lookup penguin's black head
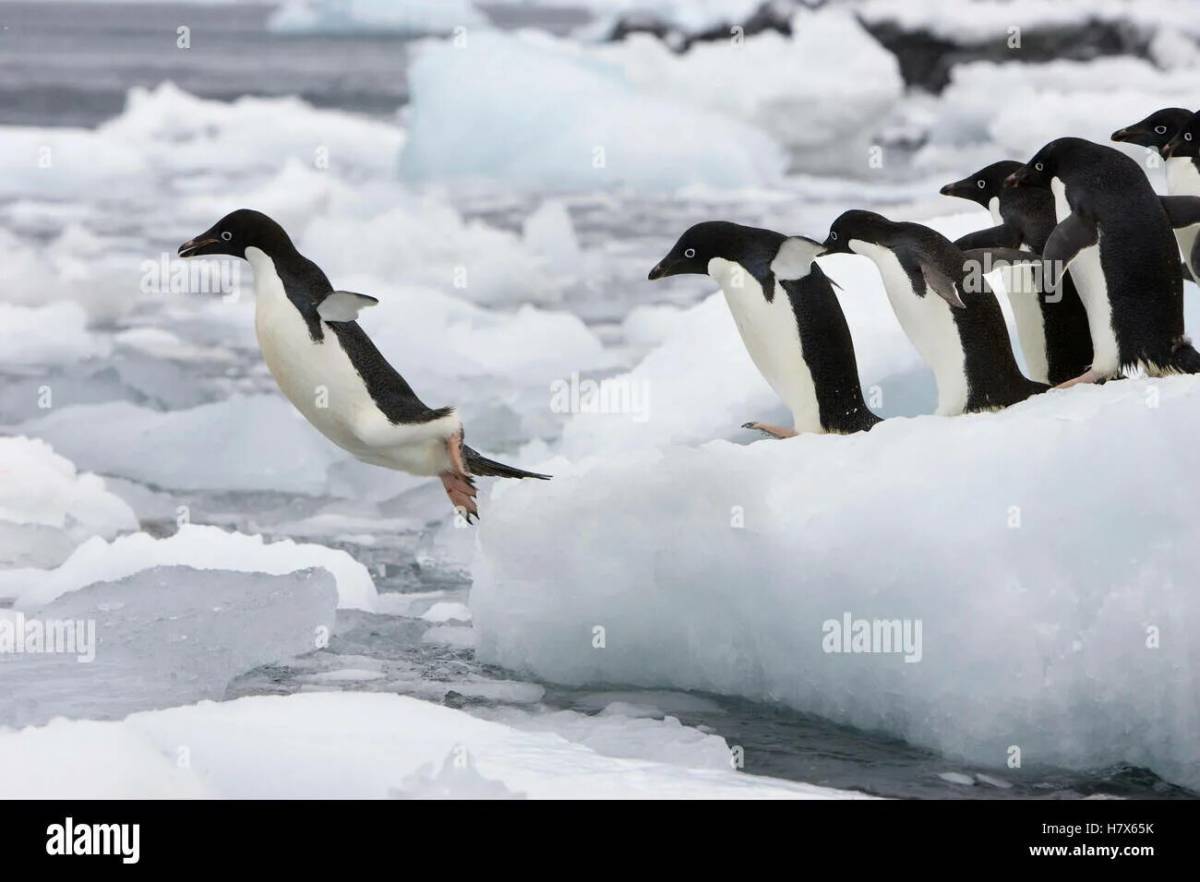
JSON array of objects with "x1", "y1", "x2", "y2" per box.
[
  {"x1": 1004, "y1": 139, "x2": 1070, "y2": 190},
  {"x1": 648, "y1": 221, "x2": 781, "y2": 280},
  {"x1": 178, "y1": 209, "x2": 293, "y2": 260},
  {"x1": 1112, "y1": 107, "x2": 1192, "y2": 155},
  {"x1": 1164, "y1": 110, "x2": 1200, "y2": 159},
  {"x1": 820, "y1": 210, "x2": 891, "y2": 254},
  {"x1": 939, "y1": 161, "x2": 1023, "y2": 206}
]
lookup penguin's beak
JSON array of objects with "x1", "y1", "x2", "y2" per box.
[
  {"x1": 648, "y1": 258, "x2": 680, "y2": 280},
  {"x1": 178, "y1": 236, "x2": 219, "y2": 258},
  {"x1": 819, "y1": 234, "x2": 847, "y2": 254},
  {"x1": 938, "y1": 178, "x2": 971, "y2": 199},
  {"x1": 1162, "y1": 137, "x2": 1179, "y2": 158},
  {"x1": 1110, "y1": 127, "x2": 1131, "y2": 142}
]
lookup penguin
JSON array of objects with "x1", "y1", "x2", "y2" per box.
[
  {"x1": 648, "y1": 221, "x2": 879, "y2": 438},
  {"x1": 940, "y1": 160, "x2": 1093, "y2": 385},
  {"x1": 1112, "y1": 107, "x2": 1200, "y2": 279},
  {"x1": 178, "y1": 209, "x2": 548, "y2": 522},
  {"x1": 819, "y1": 210, "x2": 1046, "y2": 415},
  {"x1": 1005, "y1": 137, "x2": 1200, "y2": 385},
  {"x1": 1163, "y1": 110, "x2": 1200, "y2": 280}
]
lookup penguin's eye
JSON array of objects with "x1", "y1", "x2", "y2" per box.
[
  {"x1": 684, "y1": 248, "x2": 696, "y2": 258},
  {"x1": 1034, "y1": 162, "x2": 1044, "y2": 171},
  {"x1": 976, "y1": 180, "x2": 985, "y2": 189},
  {"x1": 831, "y1": 231, "x2": 839, "y2": 241},
  {"x1": 1187, "y1": 132, "x2": 1194, "y2": 142},
  {"x1": 220, "y1": 231, "x2": 233, "y2": 241},
  {"x1": 1155, "y1": 125, "x2": 1168, "y2": 134}
]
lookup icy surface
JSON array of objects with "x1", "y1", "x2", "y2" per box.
[
  {"x1": 473, "y1": 376, "x2": 1200, "y2": 790},
  {"x1": 0, "y1": 692, "x2": 864, "y2": 799},
  {"x1": 399, "y1": 30, "x2": 787, "y2": 191},
  {"x1": 0, "y1": 437, "x2": 137, "y2": 569},
  {"x1": 0, "y1": 524, "x2": 377, "y2": 611},
  {"x1": 0, "y1": 566, "x2": 337, "y2": 728},
  {"x1": 269, "y1": 0, "x2": 486, "y2": 35}
]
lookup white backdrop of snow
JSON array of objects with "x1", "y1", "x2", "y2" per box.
[
  {"x1": 0, "y1": 523, "x2": 377, "y2": 611},
  {"x1": 0, "y1": 692, "x2": 865, "y2": 799}
]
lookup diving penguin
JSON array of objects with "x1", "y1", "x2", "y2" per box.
[{"x1": 178, "y1": 209, "x2": 548, "y2": 522}]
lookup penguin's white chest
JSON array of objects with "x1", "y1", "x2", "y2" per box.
[
  {"x1": 1165, "y1": 158, "x2": 1200, "y2": 277},
  {"x1": 710, "y1": 258, "x2": 822, "y2": 433},
  {"x1": 247, "y1": 248, "x2": 454, "y2": 476},
  {"x1": 1050, "y1": 178, "x2": 1118, "y2": 374},
  {"x1": 850, "y1": 240, "x2": 967, "y2": 415},
  {"x1": 998, "y1": 246, "x2": 1049, "y2": 383}
]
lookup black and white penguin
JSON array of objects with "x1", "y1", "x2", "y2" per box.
[
  {"x1": 648, "y1": 221, "x2": 879, "y2": 438},
  {"x1": 1112, "y1": 107, "x2": 1200, "y2": 279},
  {"x1": 940, "y1": 160, "x2": 1093, "y2": 385},
  {"x1": 1163, "y1": 111, "x2": 1200, "y2": 279},
  {"x1": 820, "y1": 210, "x2": 1046, "y2": 415},
  {"x1": 1006, "y1": 137, "x2": 1200, "y2": 385},
  {"x1": 178, "y1": 209, "x2": 548, "y2": 522}
]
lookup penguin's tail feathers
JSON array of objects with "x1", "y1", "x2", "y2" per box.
[
  {"x1": 464, "y1": 446, "x2": 551, "y2": 480},
  {"x1": 1169, "y1": 337, "x2": 1200, "y2": 375}
]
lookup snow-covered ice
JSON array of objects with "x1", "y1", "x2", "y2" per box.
[
  {"x1": 473, "y1": 375, "x2": 1200, "y2": 791},
  {"x1": 0, "y1": 566, "x2": 337, "y2": 728},
  {"x1": 0, "y1": 523, "x2": 377, "y2": 611},
  {"x1": 0, "y1": 436, "x2": 136, "y2": 569},
  {"x1": 268, "y1": 0, "x2": 486, "y2": 36},
  {"x1": 0, "y1": 692, "x2": 865, "y2": 799}
]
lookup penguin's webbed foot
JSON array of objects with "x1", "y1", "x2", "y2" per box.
[
  {"x1": 741, "y1": 421, "x2": 798, "y2": 439},
  {"x1": 1053, "y1": 368, "x2": 1107, "y2": 390},
  {"x1": 443, "y1": 429, "x2": 479, "y2": 523}
]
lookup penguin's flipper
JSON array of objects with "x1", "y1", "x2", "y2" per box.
[
  {"x1": 1043, "y1": 214, "x2": 1098, "y2": 290},
  {"x1": 954, "y1": 225, "x2": 1018, "y2": 252},
  {"x1": 896, "y1": 243, "x2": 966, "y2": 308},
  {"x1": 463, "y1": 445, "x2": 550, "y2": 480},
  {"x1": 1159, "y1": 196, "x2": 1200, "y2": 230},
  {"x1": 770, "y1": 236, "x2": 825, "y2": 281},
  {"x1": 317, "y1": 290, "x2": 380, "y2": 322}
]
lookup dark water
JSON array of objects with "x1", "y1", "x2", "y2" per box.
[{"x1": 5, "y1": 0, "x2": 1193, "y2": 800}]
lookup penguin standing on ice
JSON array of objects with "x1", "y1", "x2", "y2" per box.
[
  {"x1": 1162, "y1": 111, "x2": 1200, "y2": 280},
  {"x1": 1006, "y1": 137, "x2": 1200, "y2": 385},
  {"x1": 178, "y1": 209, "x2": 548, "y2": 522},
  {"x1": 940, "y1": 160, "x2": 1093, "y2": 385},
  {"x1": 1112, "y1": 107, "x2": 1200, "y2": 279},
  {"x1": 820, "y1": 210, "x2": 1046, "y2": 415},
  {"x1": 648, "y1": 221, "x2": 879, "y2": 438}
]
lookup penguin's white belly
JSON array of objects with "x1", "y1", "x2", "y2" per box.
[
  {"x1": 715, "y1": 266, "x2": 822, "y2": 433},
  {"x1": 999, "y1": 249, "x2": 1049, "y2": 383},
  {"x1": 1050, "y1": 180, "x2": 1118, "y2": 375},
  {"x1": 247, "y1": 248, "x2": 455, "y2": 476},
  {"x1": 1166, "y1": 157, "x2": 1200, "y2": 197},
  {"x1": 852, "y1": 241, "x2": 967, "y2": 416}
]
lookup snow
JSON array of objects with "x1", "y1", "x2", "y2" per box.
[
  {"x1": 472, "y1": 375, "x2": 1200, "y2": 791},
  {"x1": 0, "y1": 437, "x2": 137, "y2": 569},
  {"x1": 0, "y1": 566, "x2": 338, "y2": 728},
  {"x1": 0, "y1": 302, "x2": 109, "y2": 366},
  {"x1": 398, "y1": 30, "x2": 787, "y2": 191},
  {"x1": 857, "y1": 0, "x2": 1200, "y2": 41},
  {"x1": 268, "y1": 0, "x2": 486, "y2": 36},
  {"x1": 0, "y1": 692, "x2": 865, "y2": 799},
  {"x1": 0, "y1": 523, "x2": 377, "y2": 611}
]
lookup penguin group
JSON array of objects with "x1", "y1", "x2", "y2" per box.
[
  {"x1": 177, "y1": 108, "x2": 1200, "y2": 522},
  {"x1": 651, "y1": 109, "x2": 1200, "y2": 433}
]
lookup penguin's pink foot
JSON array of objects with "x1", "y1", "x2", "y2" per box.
[
  {"x1": 1054, "y1": 368, "x2": 1107, "y2": 390},
  {"x1": 742, "y1": 421, "x2": 798, "y2": 439},
  {"x1": 442, "y1": 430, "x2": 478, "y2": 522}
]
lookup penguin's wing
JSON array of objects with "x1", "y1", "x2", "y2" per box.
[
  {"x1": 1160, "y1": 196, "x2": 1200, "y2": 230},
  {"x1": 896, "y1": 243, "x2": 967, "y2": 309},
  {"x1": 770, "y1": 236, "x2": 825, "y2": 281},
  {"x1": 1042, "y1": 214, "x2": 1098, "y2": 290},
  {"x1": 317, "y1": 290, "x2": 380, "y2": 322},
  {"x1": 954, "y1": 225, "x2": 1019, "y2": 251}
]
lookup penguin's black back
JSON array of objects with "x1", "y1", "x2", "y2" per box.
[
  {"x1": 1058, "y1": 142, "x2": 1186, "y2": 369},
  {"x1": 951, "y1": 274, "x2": 1048, "y2": 410},
  {"x1": 782, "y1": 264, "x2": 880, "y2": 433}
]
